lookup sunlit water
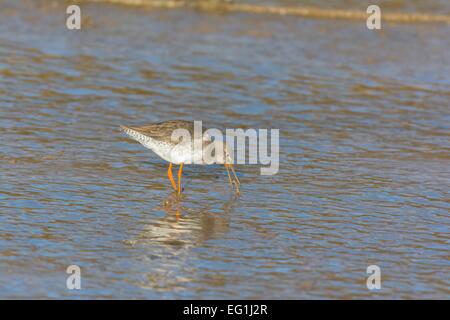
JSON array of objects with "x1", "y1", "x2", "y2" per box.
[{"x1": 0, "y1": 0, "x2": 449, "y2": 299}]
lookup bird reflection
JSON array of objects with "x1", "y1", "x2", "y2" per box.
[{"x1": 131, "y1": 191, "x2": 239, "y2": 247}]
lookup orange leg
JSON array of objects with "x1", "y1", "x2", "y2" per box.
[
  {"x1": 177, "y1": 163, "x2": 184, "y2": 195},
  {"x1": 167, "y1": 163, "x2": 177, "y2": 190}
]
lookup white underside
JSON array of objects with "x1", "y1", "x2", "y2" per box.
[{"x1": 122, "y1": 127, "x2": 205, "y2": 164}]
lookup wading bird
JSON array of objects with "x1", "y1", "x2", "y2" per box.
[{"x1": 120, "y1": 120, "x2": 240, "y2": 195}]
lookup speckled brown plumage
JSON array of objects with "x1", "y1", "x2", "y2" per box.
[{"x1": 121, "y1": 120, "x2": 209, "y2": 144}]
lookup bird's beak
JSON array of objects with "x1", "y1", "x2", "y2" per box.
[
  {"x1": 229, "y1": 164, "x2": 240, "y2": 185},
  {"x1": 225, "y1": 164, "x2": 240, "y2": 193},
  {"x1": 225, "y1": 164, "x2": 232, "y2": 186}
]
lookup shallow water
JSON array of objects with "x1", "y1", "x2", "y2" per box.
[{"x1": 0, "y1": 0, "x2": 449, "y2": 299}]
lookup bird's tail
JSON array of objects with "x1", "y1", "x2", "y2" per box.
[
  {"x1": 120, "y1": 124, "x2": 135, "y2": 138},
  {"x1": 120, "y1": 125, "x2": 150, "y2": 145}
]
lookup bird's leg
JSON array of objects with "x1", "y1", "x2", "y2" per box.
[
  {"x1": 177, "y1": 163, "x2": 184, "y2": 195},
  {"x1": 168, "y1": 163, "x2": 177, "y2": 190}
]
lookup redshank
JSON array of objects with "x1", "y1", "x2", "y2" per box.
[{"x1": 120, "y1": 120, "x2": 240, "y2": 195}]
